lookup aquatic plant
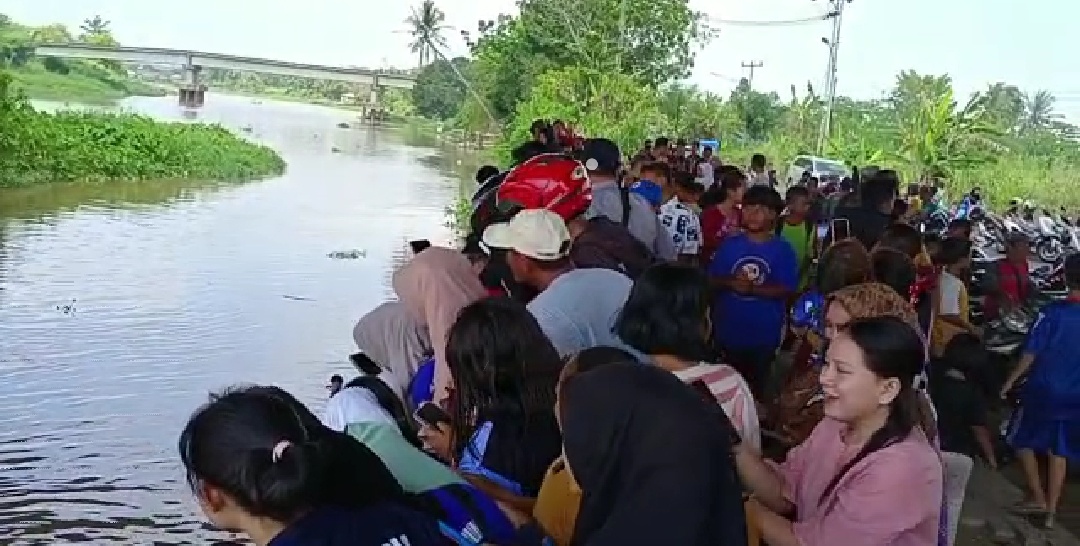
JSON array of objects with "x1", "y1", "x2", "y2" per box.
[{"x1": 0, "y1": 71, "x2": 286, "y2": 187}]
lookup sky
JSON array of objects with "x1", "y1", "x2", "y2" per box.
[{"x1": 6, "y1": 0, "x2": 1080, "y2": 121}]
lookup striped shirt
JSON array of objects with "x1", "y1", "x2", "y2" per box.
[{"x1": 672, "y1": 363, "x2": 761, "y2": 450}]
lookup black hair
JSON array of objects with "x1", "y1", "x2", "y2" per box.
[
  {"x1": 750, "y1": 153, "x2": 766, "y2": 169},
  {"x1": 703, "y1": 145, "x2": 713, "y2": 153},
  {"x1": 640, "y1": 161, "x2": 672, "y2": 182},
  {"x1": 861, "y1": 172, "x2": 899, "y2": 209},
  {"x1": 1066, "y1": 253, "x2": 1080, "y2": 290},
  {"x1": 698, "y1": 167, "x2": 745, "y2": 208},
  {"x1": 817, "y1": 239, "x2": 872, "y2": 294},
  {"x1": 615, "y1": 264, "x2": 712, "y2": 361},
  {"x1": 934, "y1": 237, "x2": 971, "y2": 267},
  {"x1": 673, "y1": 173, "x2": 699, "y2": 191},
  {"x1": 871, "y1": 248, "x2": 916, "y2": 299},
  {"x1": 877, "y1": 223, "x2": 923, "y2": 259},
  {"x1": 178, "y1": 385, "x2": 410, "y2": 522},
  {"x1": 330, "y1": 374, "x2": 344, "y2": 383},
  {"x1": 654, "y1": 137, "x2": 670, "y2": 148},
  {"x1": 742, "y1": 185, "x2": 785, "y2": 216},
  {"x1": 344, "y1": 374, "x2": 422, "y2": 449},
  {"x1": 785, "y1": 185, "x2": 810, "y2": 201},
  {"x1": 947, "y1": 218, "x2": 972, "y2": 234},
  {"x1": 511, "y1": 141, "x2": 551, "y2": 164},
  {"x1": 567, "y1": 346, "x2": 640, "y2": 375},
  {"x1": 475, "y1": 165, "x2": 500, "y2": 185},
  {"x1": 444, "y1": 297, "x2": 562, "y2": 487},
  {"x1": 818, "y1": 316, "x2": 924, "y2": 504},
  {"x1": 939, "y1": 333, "x2": 987, "y2": 376}
]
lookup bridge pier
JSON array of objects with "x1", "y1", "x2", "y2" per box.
[
  {"x1": 360, "y1": 83, "x2": 385, "y2": 125},
  {"x1": 179, "y1": 64, "x2": 207, "y2": 108}
]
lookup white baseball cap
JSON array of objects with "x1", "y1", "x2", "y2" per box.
[{"x1": 482, "y1": 209, "x2": 572, "y2": 261}]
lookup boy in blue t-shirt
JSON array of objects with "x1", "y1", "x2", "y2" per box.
[{"x1": 709, "y1": 185, "x2": 798, "y2": 398}]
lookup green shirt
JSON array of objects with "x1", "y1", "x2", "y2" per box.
[{"x1": 780, "y1": 220, "x2": 813, "y2": 289}]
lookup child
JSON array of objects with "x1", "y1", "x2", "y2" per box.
[
  {"x1": 700, "y1": 167, "x2": 747, "y2": 263},
  {"x1": 658, "y1": 172, "x2": 703, "y2": 265},
  {"x1": 1001, "y1": 252, "x2": 1080, "y2": 528},
  {"x1": 777, "y1": 186, "x2": 816, "y2": 290},
  {"x1": 709, "y1": 185, "x2": 799, "y2": 398},
  {"x1": 179, "y1": 386, "x2": 448, "y2": 546},
  {"x1": 932, "y1": 237, "x2": 976, "y2": 356},
  {"x1": 931, "y1": 333, "x2": 999, "y2": 468}
]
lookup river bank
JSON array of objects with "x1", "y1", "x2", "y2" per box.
[
  {"x1": 7, "y1": 60, "x2": 167, "y2": 103},
  {"x1": 0, "y1": 72, "x2": 285, "y2": 187},
  {"x1": 0, "y1": 92, "x2": 469, "y2": 543}
]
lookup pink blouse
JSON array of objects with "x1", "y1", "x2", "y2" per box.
[{"x1": 778, "y1": 417, "x2": 943, "y2": 546}]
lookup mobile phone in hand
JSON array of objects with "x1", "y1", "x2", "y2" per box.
[
  {"x1": 414, "y1": 401, "x2": 451, "y2": 427},
  {"x1": 409, "y1": 239, "x2": 432, "y2": 255},
  {"x1": 831, "y1": 218, "x2": 851, "y2": 242}
]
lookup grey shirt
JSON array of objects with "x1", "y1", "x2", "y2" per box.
[
  {"x1": 526, "y1": 268, "x2": 635, "y2": 357},
  {"x1": 586, "y1": 179, "x2": 678, "y2": 261}
]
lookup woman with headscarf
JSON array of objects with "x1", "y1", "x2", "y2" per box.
[
  {"x1": 352, "y1": 301, "x2": 433, "y2": 399},
  {"x1": 393, "y1": 247, "x2": 487, "y2": 408},
  {"x1": 770, "y1": 283, "x2": 921, "y2": 449},
  {"x1": 559, "y1": 363, "x2": 747, "y2": 546}
]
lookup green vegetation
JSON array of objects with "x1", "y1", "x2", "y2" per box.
[
  {"x1": 0, "y1": 13, "x2": 166, "y2": 102},
  {"x1": 0, "y1": 72, "x2": 286, "y2": 187},
  {"x1": 401, "y1": 0, "x2": 1080, "y2": 207}
]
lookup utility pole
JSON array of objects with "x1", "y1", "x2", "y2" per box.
[
  {"x1": 741, "y1": 61, "x2": 763, "y2": 89},
  {"x1": 816, "y1": 0, "x2": 848, "y2": 154}
]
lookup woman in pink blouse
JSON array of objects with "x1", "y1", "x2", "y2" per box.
[{"x1": 735, "y1": 315, "x2": 943, "y2": 546}]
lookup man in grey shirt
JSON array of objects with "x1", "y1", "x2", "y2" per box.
[
  {"x1": 581, "y1": 138, "x2": 678, "y2": 261},
  {"x1": 483, "y1": 208, "x2": 635, "y2": 357}
]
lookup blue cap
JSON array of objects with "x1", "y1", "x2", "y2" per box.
[{"x1": 629, "y1": 179, "x2": 663, "y2": 207}]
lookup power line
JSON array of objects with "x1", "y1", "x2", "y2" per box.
[{"x1": 704, "y1": 12, "x2": 836, "y2": 27}]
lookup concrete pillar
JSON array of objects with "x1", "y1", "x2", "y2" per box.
[{"x1": 179, "y1": 64, "x2": 206, "y2": 108}]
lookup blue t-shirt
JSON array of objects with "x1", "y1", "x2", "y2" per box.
[
  {"x1": 268, "y1": 504, "x2": 445, "y2": 546},
  {"x1": 1022, "y1": 301, "x2": 1080, "y2": 420},
  {"x1": 708, "y1": 233, "x2": 798, "y2": 350}
]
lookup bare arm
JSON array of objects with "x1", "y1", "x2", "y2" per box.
[{"x1": 734, "y1": 443, "x2": 793, "y2": 516}]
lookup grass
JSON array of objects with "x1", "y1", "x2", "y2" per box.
[{"x1": 9, "y1": 61, "x2": 166, "y2": 103}]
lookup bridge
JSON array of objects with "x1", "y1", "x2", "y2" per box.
[{"x1": 34, "y1": 43, "x2": 415, "y2": 109}]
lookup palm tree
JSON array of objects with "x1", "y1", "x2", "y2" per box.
[
  {"x1": 1020, "y1": 90, "x2": 1060, "y2": 134},
  {"x1": 79, "y1": 15, "x2": 110, "y2": 37},
  {"x1": 406, "y1": 1, "x2": 449, "y2": 67}
]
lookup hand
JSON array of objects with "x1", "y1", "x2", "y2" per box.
[
  {"x1": 732, "y1": 277, "x2": 753, "y2": 294},
  {"x1": 495, "y1": 500, "x2": 533, "y2": 528},
  {"x1": 418, "y1": 421, "x2": 453, "y2": 462}
]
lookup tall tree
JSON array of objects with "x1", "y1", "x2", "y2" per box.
[
  {"x1": 406, "y1": 1, "x2": 449, "y2": 67},
  {"x1": 79, "y1": 15, "x2": 110, "y2": 37},
  {"x1": 1021, "y1": 90, "x2": 1060, "y2": 134}
]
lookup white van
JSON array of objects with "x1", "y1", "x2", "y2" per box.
[{"x1": 785, "y1": 155, "x2": 850, "y2": 187}]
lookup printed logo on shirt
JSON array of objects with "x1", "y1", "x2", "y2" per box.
[
  {"x1": 383, "y1": 537, "x2": 411, "y2": 546},
  {"x1": 733, "y1": 255, "x2": 771, "y2": 285}
]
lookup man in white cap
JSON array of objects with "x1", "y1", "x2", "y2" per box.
[{"x1": 483, "y1": 209, "x2": 636, "y2": 358}]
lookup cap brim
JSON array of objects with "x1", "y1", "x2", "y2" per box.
[{"x1": 481, "y1": 222, "x2": 516, "y2": 251}]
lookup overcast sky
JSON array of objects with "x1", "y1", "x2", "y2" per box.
[{"x1": 7, "y1": 0, "x2": 1080, "y2": 120}]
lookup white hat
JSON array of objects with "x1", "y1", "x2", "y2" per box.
[{"x1": 482, "y1": 209, "x2": 572, "y2": 261}]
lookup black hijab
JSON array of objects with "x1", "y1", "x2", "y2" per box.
[{"x1": 560, "y1": 364, "x2": 747, "y2": 546}]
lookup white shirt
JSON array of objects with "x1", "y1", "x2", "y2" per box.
[
  {"x1": 697, "y1": 161, "x2": 714, "y2": 184},
  {"x1": 938, "y1": 271, "x2": 964, "y2": 316},
  {"x1": 658, "y1": 197, "x2": 702, "y2": 256},
  {"x1": 323, "y1": 386, "x2": 396, "y2": 432},
  {"x1": 748, "y1": 171, "x2": 771, "y2": 187}
]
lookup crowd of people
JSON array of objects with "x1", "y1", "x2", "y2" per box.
[{"x1": 174, "y1": 125, "x2": 1080, "y2": 546}]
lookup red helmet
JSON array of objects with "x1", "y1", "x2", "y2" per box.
[{"x1": 496, "y1": 154, "x2": 592, "y2": 221}]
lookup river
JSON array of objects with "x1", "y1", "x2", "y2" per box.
[{"x1": 0, "y1": 94, "x2": 479, "y2": 544}]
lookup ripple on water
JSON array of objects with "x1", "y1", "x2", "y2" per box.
[{"x1": 0, "y1": 96, "x2": 464, "y2": 542}]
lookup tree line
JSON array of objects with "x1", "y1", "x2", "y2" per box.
[{"x1": 403, "y1": 0, "x2": 1080, "y2": 207}]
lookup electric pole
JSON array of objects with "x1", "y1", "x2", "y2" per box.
[
  {"x1": 816, "y1": 0, "x2": 848, "y2": 155},
  {"x1": 741, "y1": 61, "x2": 763, "y2": 89}
]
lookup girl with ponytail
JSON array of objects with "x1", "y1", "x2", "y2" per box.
[{"x1": 734, "y1": 316, "x2": 943, "y2": 546}]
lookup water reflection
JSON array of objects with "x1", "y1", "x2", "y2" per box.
[{"x1": 0, "y1": 94, "x2": 483, "y2": 543}]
